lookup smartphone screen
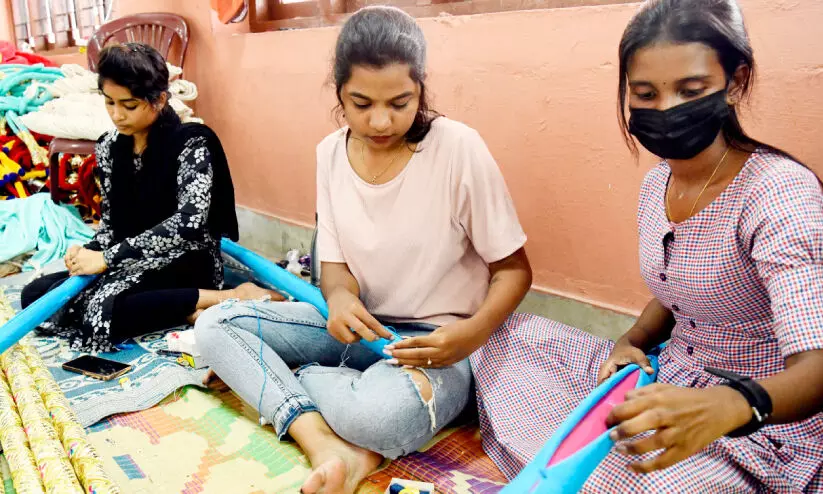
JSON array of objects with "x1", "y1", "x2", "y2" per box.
[{"x1": 62, "y1": 355, "x2": 131, "y2": 379}]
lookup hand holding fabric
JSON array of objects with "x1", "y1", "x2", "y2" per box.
[
  {"x1": 326, "y1": 287, "x2": 393, "y2": 344},
  {"x1": 607, "y1": 383, "x2": 752, "y2": 473},
  {"x1": 385, "y1": 318, "x2": 481, "y2": 368},
  {"x1": 597, "y1": 340, "x2": 656, "y2": 385}
]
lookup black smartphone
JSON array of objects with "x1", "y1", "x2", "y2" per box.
[{"x1": 62, "y1": 355, "x2": 132, "y2": 381}]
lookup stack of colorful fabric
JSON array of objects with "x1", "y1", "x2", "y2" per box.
[
  {"x1": 0, "y1": 130, "x2": 53, "y2": 201},
  {"x1": 15, "y1": 62, "x2": 204, "y2": 221},
  {"x1": 0, "y1": 51, "x2": 100, "y2": 220},
  {"x1": 0, "y1": 62, "x2": 62, "y2": 203},
  {"x1": 0, "y1": 40, "x2": 203, "y2": 222}
]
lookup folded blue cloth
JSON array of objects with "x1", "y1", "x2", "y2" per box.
[{"x1": 0, "y1": 193, "x2": 94, "y2": 271}]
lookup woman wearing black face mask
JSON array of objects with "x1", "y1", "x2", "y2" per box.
[{"x1": 471, "y1": 0, "x2": 823, "y2": 491}]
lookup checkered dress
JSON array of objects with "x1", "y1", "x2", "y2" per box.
[{"x1": 472, "y1": 148, "x2": 823, "y2": 492}]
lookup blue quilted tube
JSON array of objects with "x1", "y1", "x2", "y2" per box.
[
  {"x1": 500, "y1": 348, "x2": 663, "y2": 493},
  {"x1": 221, "y1": 239, "x2": 402, "y2": 358},
  {"x1": 0, "y1": 274, "x2": 96, "y2": 354}
]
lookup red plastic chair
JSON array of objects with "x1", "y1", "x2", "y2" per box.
[
  {"x1": 49, "y1": 13, "x2": 189, "y2": 203},
  {"x1": 86, "y1": 13, "x2": 189, "y2": 72}
]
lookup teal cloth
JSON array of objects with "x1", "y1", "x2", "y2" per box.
[{"x1": 0, "y1": 193, "x2": 94, "y2": 271}]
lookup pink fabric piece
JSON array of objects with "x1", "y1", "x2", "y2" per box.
[
  {"x1": 315, "y1": 117, "x2": 527, "y2": 326},
  {"x1": 548, "y1": 371, "x2": 639, "y2": 466}
]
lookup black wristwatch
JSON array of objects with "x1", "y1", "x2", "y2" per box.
[{"x1": 705, "y1": 367, "x2": 773, "y2": 438}]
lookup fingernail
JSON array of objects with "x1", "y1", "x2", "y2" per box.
[
  {"x1": 616, "y1": 444, "x2": 627, "y2": 454},
  {"x1": 609, "y1": 430, "x2": 618, "y2": 440},
  {"x1": 386, "y1": 359, "x2": 398, "y2": 365},
  {"x1": 385, "y1": 345, "x2": 395, "y2": 350},
  {"x1": 383, "y1": 348, "x2": 393, "y2": 356},
  {"x1": 402, "y1": 365, "x2": 414, "y2": 369}
]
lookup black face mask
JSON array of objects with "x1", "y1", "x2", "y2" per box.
[{"x1": 629, "y1": 90, "x2": 730, "y2": 160}]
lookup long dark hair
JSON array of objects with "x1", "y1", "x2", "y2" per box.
[
  {"x1": 332, "y1": 6, "x2": 438, "y2": 143},
  {"x1": 97, "y1": 42, "x2": 175, "y2": 120},
  {"x1": 617, "y1": 0, "x2": 797, "y2": 161}
]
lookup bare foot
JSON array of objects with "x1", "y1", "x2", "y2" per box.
[
  {"x1": 230, "y1": 282, "x2": 286, "y2": 302},
  {"x1": 202, "y1": 369, "x2": 216, "y2": 386},
  {"x1": 186, "y1": 309, "x2": 204, "y2": 325},
  {"x1": 201, "y1": 369, "x2": 229, "y2": 391},
  {"x1": 300, "y1": 443, "x2": 382, "y2": 494}
]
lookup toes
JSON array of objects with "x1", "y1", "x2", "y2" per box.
[
  {"x1": 187, "y1": 309, "x2": 204, "y2": 325},
  {"x1": 300, "y1": 468, "x2": 325, "y2": 494}
]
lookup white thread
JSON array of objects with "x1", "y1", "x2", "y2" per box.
[
  {"x1": 27, "y1": 259, "x2": 43, "y2": 281},
  {"x1": 170, "y1": 79, "x2": 197, "y2": 101},
  {"x1": 167, "y1": 63, "x2": 183, "y2": 81}
]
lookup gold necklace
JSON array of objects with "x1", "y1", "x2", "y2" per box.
[
  {"x1": 359, "y1": 139, "x2": 404, "y2": 184},
  {"x1": 666, "y1": 147, "x2": 731, "y2": 222}
]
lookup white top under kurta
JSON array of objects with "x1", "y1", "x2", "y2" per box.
[{"x1": 316, "y1": 117, "x2": 527, "y2": 326}]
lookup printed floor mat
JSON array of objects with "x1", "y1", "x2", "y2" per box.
[{"x1": 74, "y1": 386, "x2": 507, "y2": 493}]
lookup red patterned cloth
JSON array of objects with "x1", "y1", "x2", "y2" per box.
[
  {"x1": 472, "y1": 148, "x2": 823, "y2": 492},
  {"x1": 0, "y1": 41, "x2": 58, "y2": 66}
]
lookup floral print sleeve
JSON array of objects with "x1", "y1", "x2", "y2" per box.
[
  {"x1": 84, "y1": 131, "x2": 117, "y2": 252},
  {"x1": 103, "y1": 136, "x2": 214, "y2": 269}
]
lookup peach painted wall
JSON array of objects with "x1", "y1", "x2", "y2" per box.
[
  {"x1": 0, "y1": 0, "x2": 13, "y2": 44},
  {"x1": 113, "y1": 1, "x2": 823, "y2": 314}
]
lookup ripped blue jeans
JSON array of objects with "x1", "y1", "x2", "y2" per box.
[{"x1": 194, "y1": 301, "x2": 472, "y2": 458}]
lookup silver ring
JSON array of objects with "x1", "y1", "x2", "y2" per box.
[{"x1": 427, "y1": 358, "x2": 432, "y2": 366}]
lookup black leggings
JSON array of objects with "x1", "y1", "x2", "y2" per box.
[{"x1": 21, "y1": 272, "x2": 200, "y2": 344}]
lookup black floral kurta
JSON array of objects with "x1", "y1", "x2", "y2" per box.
[{"x1": 40, "y1": 130, "x2": 224, "y2": 352}]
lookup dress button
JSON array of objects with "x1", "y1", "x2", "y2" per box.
[
  {"x1": 672, "y1": 304, "x2": 680, "y2": 312},
  {"x1": 659, "y1": 273, "x2": 667, "y2": 282},
  {"x1": 689, "y1": 320, "x2": 696, "y2": 328},
  {"x1": 686, "y1": 346, "x2": 694, "y2": 355}
]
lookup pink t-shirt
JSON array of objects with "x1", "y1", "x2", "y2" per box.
[{"x1": 316, "y1": 117, "x2": 527, "y2": 326}]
